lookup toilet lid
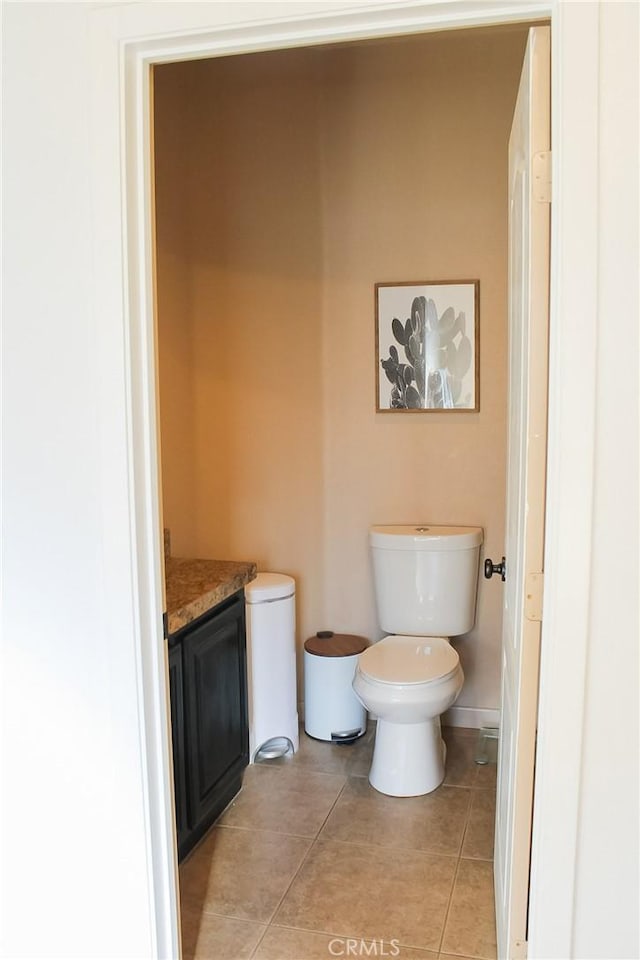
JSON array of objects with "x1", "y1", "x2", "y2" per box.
[{"x1": 358, "y1": 635, "x2": 459, "y2": 685}]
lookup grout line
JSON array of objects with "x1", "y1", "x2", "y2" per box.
[
  {"x1": 437, "y1": 849, "x2": 463, "y2": 956},
  {"x1": 457, "y1": 786, "x2": 475, "y2": 859},
  {"x1": 249, "y1": 761, "x2": 350, "y2": 783},
  {"x1": 264, "y1": 918, "x2": 452, "y2": 954},
  {"x1": 318, "y1": 773, "x2": 350, "y2": 830},
  {"x1": 212, "y1": 822, "x2": 334, "y2": 841},
  {"x1": 246, "y1": 829, "x2": 320, "y2": 959},
  {"x1": 310, "y1": 833, "x2": 463, "y2": 860},
  {"x1": 250, "y1": 771, "x2": 351, "y2": 954},
  {"x1": 189, "y1": 904, "x2": 268, "y2": 926},
  {"x1": 437, "y1": 778, "x2": 475, "y2": 956},
  {"x1": 247, "y1": 858, "x2": 320, "y2": 960},
  {"x1": 254, "y1": 834, "x2": 318, "y2": 934},
  {"x1": 248, "y1": 776, "x2": 355, "y2": 956},
  {"x1": 247, "y1": 921, "x2": 270, "y2": 958}
]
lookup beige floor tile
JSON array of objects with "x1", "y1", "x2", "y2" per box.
[
  {"x1": 441, "y1": 859, "x2": 497, "y2": 960},
  {"x1": 180, "y1": 906, "x2": 265, "y2": 960},
  {"x1": 180, "y1": 826, "x2": 311, "y2": 924},
  {"x1": 268, "y1": 727, "x2": 373, "y2": 777},
  {"x1": 274, "y1": 838, "x2": 456, "y2": 951},
  {"x1": 254, "y1": 926, "x2": 438, "y2": 958},
  {"x1": 442, "y1": 728, "x2": 479, "y2": 788},
  {"x1": 439, "y1": 955, "x2": 477, "y2": 959},
  {"x1": 442, "y1": 726, "x2": 478, "y2": 739},
  {"x1": 218, "y1": 765, "x2": 345, "y2": 837},
  {"x1": 321, "y1": 777, "x2": 471, "y2": 857},
  {"x1": 462, "y1": 789, "x2": 496, "y2": 861},
  {"x1": 474, "y1": 762, "x2": 497, "y2": 791},
  {"x1": 346, "y1": 734, "x2": 375, "y2": 778}
]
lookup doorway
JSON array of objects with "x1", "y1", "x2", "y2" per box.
[
  {"x1": 152, "y1": 22, "x2": 542, "y2": 960},
  {"x1": 100, "y1": 2, "x2": 602, "y2": 957}
]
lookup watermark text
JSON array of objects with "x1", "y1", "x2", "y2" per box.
[{"x1": 328, "y1": 938, "x2": 401, "y2": 957}]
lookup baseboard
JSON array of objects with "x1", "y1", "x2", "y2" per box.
[
  {"x1": 299, "y1": 698, "x2": 498, "y2": 731},
  {"x1": 442, "y1": 705, "x2": 500, "y2": 730}
]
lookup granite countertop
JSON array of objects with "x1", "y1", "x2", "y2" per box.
[{"x1": 165, "y1": 556, "x2": 257, "y2": 636}]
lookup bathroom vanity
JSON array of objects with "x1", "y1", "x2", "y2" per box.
[{"x1": 165, "y1": 554, "x2": 256, "y2": 860}]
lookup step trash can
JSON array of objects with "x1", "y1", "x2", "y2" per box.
[
  {"x1": 304, "y1": 631, "x2": 368, "y2": 743},
  {"x1": 245, "y1": 573, "x2": 299, "y2": 762}
]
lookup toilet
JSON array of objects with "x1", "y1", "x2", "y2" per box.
[{"x1": 353, "y1": 524, "x2": 483, "y2": 797}]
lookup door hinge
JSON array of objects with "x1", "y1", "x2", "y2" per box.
[
  {"x1": 525, "y1": 572, "x2": 544, "y2": 622},
  {"x1": 533, "y1": 150, "x2": 551, "y2": 202}
]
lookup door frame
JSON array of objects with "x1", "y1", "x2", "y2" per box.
[{"x1": 88, "y1": 2, "x2": 600, "y2": 956}]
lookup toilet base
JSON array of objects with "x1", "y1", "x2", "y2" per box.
[{"x1": 369, "y1": 716, "x2": 446, "y2": 796}]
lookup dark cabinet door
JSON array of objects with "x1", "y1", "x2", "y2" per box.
[
  {"x1": 167, "y1": 643, "x2": 188, "y2": 853},
  {"x1": 182, "y1": 594, "x2": 249, "y2": 832}
]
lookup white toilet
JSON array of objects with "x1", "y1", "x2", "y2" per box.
[{"x1": 353, "y1": 524, "x2": 483, "y2": 797}]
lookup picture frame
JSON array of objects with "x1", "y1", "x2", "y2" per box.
[{"x1": 375, "y1": 280, "x2": 480, "y2": 412}]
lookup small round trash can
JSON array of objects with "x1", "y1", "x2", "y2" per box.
[
  {"x1": 304, "y1": 632, "x2": 368, "y2": 743},
  {"x1": 246, "y1": 573, "x2": 299, "y2": 762}
]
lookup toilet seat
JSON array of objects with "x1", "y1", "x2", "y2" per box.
[{"x1": 358, "y1": 635, "x2": 459, "y2": 685}]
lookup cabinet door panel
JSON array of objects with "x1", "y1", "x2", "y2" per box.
[
  {"x1": 168, "y1": 643, "x2": 188, "y2": 850},
  {"x1": 183, "y1": 596, "x2": 248, "y2": 827}
]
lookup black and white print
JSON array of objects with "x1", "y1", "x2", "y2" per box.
[{"x1": 376, "y1": 281, "x2": 479, "y2": 412}]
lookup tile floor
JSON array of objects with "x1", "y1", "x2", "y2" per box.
[{"x1": 179, "y1": 725, "x2": 497, "y2": 960}]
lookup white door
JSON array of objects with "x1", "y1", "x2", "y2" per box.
[{"x1": 494, "y1": 26, "x2": 551, "y2": 960}]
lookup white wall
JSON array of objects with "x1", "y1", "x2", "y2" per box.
[
  {"x1": 1, "y1": 2, "x2": 637, "y2": 959},
  {"x1": 1, "y1": 4, "x2": 155, "y2": 957},
  {"x1": 570, "y1": 3, "x2": 639, "y2": 955}
]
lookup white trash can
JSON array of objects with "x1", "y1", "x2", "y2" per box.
[
  {"x1": 304, "y1": 632, "x2": 368, "y2": 743},
  {"x1": 245, "y1": 573, "x2": 299, "y2": 762}
]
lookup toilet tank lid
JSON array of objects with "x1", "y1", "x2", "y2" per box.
[
  {"x1": 370, "y1": 525, "x2": 483, "y2": 551},
  {"x1": 245, "y1": 573, "x2": 295, "y2": 604}
]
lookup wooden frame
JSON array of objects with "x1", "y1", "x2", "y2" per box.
[{"x1": 375, "y1": 279, "x2": 480, "y2": 412}]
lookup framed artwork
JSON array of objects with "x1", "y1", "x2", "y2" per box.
[{"x1": 375, "y1": 280, "x2": 479, "y2": 412}]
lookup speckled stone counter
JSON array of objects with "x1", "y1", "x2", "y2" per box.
[{"x1": 165, "y1": 556, "x2": 257, "y2": 636}]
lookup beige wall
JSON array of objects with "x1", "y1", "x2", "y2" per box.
[
  {"x1": 155, "y1": 27, "x2": 528, "y2": 710},
  {"x1": 189, "y1": 51, "x2": 327, "y2": 655},
  {"x1": 154, "y1": 66, "x2": 197, "y2": 557}
]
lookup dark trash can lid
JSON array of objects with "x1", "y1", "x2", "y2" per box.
[{"x1": 304, "y1": 631, "x2": 368, "y2": 658}]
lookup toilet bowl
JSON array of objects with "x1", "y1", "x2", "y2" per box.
[
  {"x1": 354, "y1": 524, "x2": 483, "y2": 797},
  {"x1": 353, "y1": 635, "x2": 464, "y2": 795}
]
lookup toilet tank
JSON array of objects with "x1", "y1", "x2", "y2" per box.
[{"x1": 370, "y1": 525, "x2": 483, "y2": 637}]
